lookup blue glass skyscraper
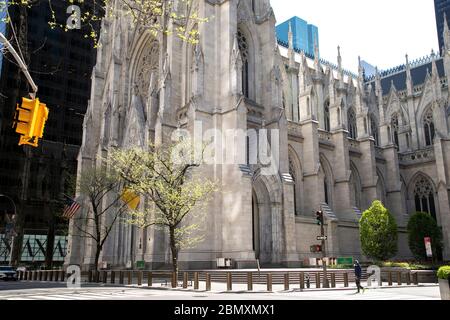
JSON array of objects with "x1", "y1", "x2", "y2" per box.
[
  {"x1": 276, "y1": 16, "x2": 319, "y2": 57},
  {"x1": 435, "y1": 0, "x2": 450, "y2": 52}
]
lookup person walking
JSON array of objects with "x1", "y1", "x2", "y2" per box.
[{"x1": 354, "y1": 260, "x2": 365, "y2": 293}]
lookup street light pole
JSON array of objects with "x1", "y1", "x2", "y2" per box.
[{"x1": 0, "y1": 194, "x2": 18, "y2": 265}]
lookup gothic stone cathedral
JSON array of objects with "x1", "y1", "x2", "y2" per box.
[{"x1": 66, "y1": 0, "x2": 450, "y2": 269}]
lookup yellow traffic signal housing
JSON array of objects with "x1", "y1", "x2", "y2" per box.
[{"x1": 13, "y1": 97, "x2": 49, "y2": 147}]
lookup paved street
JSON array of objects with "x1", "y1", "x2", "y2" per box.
[{"x1": 0, "y1": 281, "x2": 440, "y2": 300}]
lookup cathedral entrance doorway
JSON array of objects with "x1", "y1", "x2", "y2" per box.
[{"x1": 252, "y1": 180, "x2": 273, "y2": 266}]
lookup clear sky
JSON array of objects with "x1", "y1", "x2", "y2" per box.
[{"x1": 271, "y1": 0, "x2": 439, "y2": 73}]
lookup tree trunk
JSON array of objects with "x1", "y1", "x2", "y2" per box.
[
  {"x1": 169, "y1": 227, "x2": 178, "y2": 275},
  {"x1": 94, "y1": 244, "x2": 101, "y2": 272}
]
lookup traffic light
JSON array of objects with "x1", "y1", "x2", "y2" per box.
[
  {"x1": 316, "y1": 210, "x2": 324, "y2": 226},
  {"x1": 13, "y1": 97, "x2": 49, "y2": 147},
  {"x1": 310, "y1": 245, "x2": 322, "y2": 253}
]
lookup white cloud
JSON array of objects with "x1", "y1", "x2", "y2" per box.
[{"x1": 271, "y1": 0, "x2": 439, "y2": 72}]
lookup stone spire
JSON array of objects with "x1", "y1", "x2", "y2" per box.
[
  {"x1": 314, "y1": 36, "x2": 320, "y2": 72},
  {"x1": 405, "y1": 54, "x2": 413, "y2": 96},
  {"x1": 288, "y1": 22, "x2": 295, "y2": 68},
  {"x1": 431, "y1": 49, "x2": 439, "y2": 82},
  {"x1": 337, "y1": 46, "x2": 343, "y2": 83}
]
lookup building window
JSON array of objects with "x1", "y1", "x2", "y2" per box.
[
  {"x1": 391, "y1": 114, "x2": 399, "y2": 148},
  {"x1": 324, "y1": 178, "x2": 329, "y2": 205},
  {"x1": 324, "y1": 101, "x2": 331, "y2": 132},
  {"x1": 424, "y1": 109, "x2": 435, "y2": 146},
  {"x1": 370, "y1": 116, "x2": 379, "y2": 146},
  {"x1": 414, "y1": 176, "x2": 437, "y2": 220},
  {"x1": 289, "y1": 157, "x2": 298, "y2": 215},
  {"x1": 347, "y1": 108, "x2": 357, "y2": 139},
  {"x1": 237, "y1": 30, "x2": 249, "y2": 98}
]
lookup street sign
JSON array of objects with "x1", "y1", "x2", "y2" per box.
[
  {"x1": 317, "y1": 236, "x2": 328, "y2": 241},
  {"x1": 424, "y1": 237, "x2": 433, "y2": 258},
  {"x1": 136, "y1": 260, "x2": 145, "y2": 270},
  {"x1": 337, "y1": 257, "x2": 354, "y2": 265}
]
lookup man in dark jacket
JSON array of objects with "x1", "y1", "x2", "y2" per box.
[{"x1": 354, "y1": 260, "x2": 365, "y2": 293}]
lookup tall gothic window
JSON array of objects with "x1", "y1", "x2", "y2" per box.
[
  {"x1": 289, "y1": 157, "x2": 298, "y2": 215},
  {"x1": 324, "y1": 178, "x2": 329, "y2": 205},
  {"x1": 324, "y1": 101, "x2": 331, "y2": 132},
  {"x1": 237, "y1": 30, "x2": 249, "y2": 98},
  {"x1": 391, "y1": 114, "x2": 399, "y2": 148},
  {"x1": 370, "y1": 116, "x2": 379, "y2": 146},
  {"x1": 424, "y1": 109, "x2": 435, "y2": 146},
  {"x1": 414, "y1": 176, "x2": 437, "y2": 221},
  {"x1": 347, "y1": 108, "x2": 357, "y2": 139}
]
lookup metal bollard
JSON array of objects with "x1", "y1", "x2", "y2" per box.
[
  {"x1": 413, "y1": 272, "x2": 419, "y2": 285},
  {"x1": 343, "y1": 273, "x2": 349, "y2": 288},
  {"x1": 247, "y1": 272, "x2": 253, "y2": 291},
  {"x1": 32, "y1": 271, "x2": 37, "y2": 281},
  {"x1": 171, "y1": 272, "x2": 177, "y2": 288},
  {"x1": 183, "y1": 272, "x2": 188, "y2": 289},
  {"x1": 19, "y1": 271, "x2": 23, "y2": 281},
  {"x1": 119, "y1": 271, "x2": 124, "y2": 285},
  {"x1": 137, "y1": 271, "x2": 143, "y2": 286},
  {"x1": 39, "y1": 271, "x2": 43, "y2": 281},
  {"x1": 397, "y1": 272, "x2": 402, "y2": 286},
  {"x1": 194, "y1": 272, "x2": 199, "y2": 290},
  {"x1": 147, "y1": 272, "x2": 153, "y2": 287},
  {"x1": 44, "y1": 270, "x2": 48, "y2": 281},
  {"x1": 267, "y1": 274, "x2": 273, "y2": 292},
  {"x1": 284, "y1": 273, "x2": 290, "y2": 291},
  {"x1": 111, "y1": 271, "x2": 116, "y2": 284},
  {"x1": 60, "y1": 270, "x2": 65, "y2": 282},
  {"x1": 300, "y1": 273, "x2": 305, "y2": 290},
  {"x1": 88, "y1": 270, "x2": 93, "y2": 283},
  {"x1": 24, "y1": 271, "x2": 28, "y2": 281},
  {"x1": 227, "y1": 272, "x2": 232, "y2": 291},
  {"x1": 388, "y1": 272, "x2": 392, "y2": 286},
  {"x1": 55, "y1": 271, "x2": 59, "y2": 282},
  {"x1": 331, "y1": 273, "x2": 336, "y2": 288},
  {"x1": 315, "y1": 273, "x2": 321, "y2": 288},
  {"x1": 406, "y1": 272, "x2": 411, "y2": 285},
  {"x1": 205, "y1": 273, "x2": 211, "y2": 291},
  {"x1": 102, "y1": 271, "x2": 108, "y2": 284},
  {"x1": 128, "y1": 271, "x2": 132, "y2": 285}
]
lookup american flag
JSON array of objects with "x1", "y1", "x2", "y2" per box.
[{"x1": 62, "y1": 195, "x2": 81, "y2": 219}]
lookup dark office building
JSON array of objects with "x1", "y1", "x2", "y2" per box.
[
  {"x1": 0, "y1": 1, "x2": 100, "y2": 266},
  {"x1": 435, "y1": 0, "x2": 450, "y2": 52}
]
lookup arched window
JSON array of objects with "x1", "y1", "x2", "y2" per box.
[
  {"x1": 324, "y1": 101, "x2": 331, "y2": 132},
  {"x1": 237, "y1": 30, "x2": 249, "y2": 98},
  {"x1": 391, "y1": 114, "x2": 399, "y2": 148},
  {"x1": 347, "y1": 108, "x2": 357, "y2": 139},
  {"x1": 370, "y1": 116, "x2": 379, "y2": 146},
  {"x1": 324, "y1": 178, "x2": 329, "y2": 205},
  {"x1": 414, "y1": 176, "x2": 437, "y2": 220},
  {"x1": 289, "y1": 157, "x2": 298, "y2": 215},
  {"x1": 424, "y1": 109, "x2": 435, "y2": 146}
]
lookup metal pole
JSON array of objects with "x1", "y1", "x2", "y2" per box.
[
  {"x1": 0, "y1": 33, "x2": 38, "y2": 97},
  {"x1": 0, "y1": 195, "x2": 17, "y2": 265},
  {"x1": 320, "y1": 214, "x2": 329, "y2": 288}
]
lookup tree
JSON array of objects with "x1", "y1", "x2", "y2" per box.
[
  {"x1": 71, "y1": 166, "x2": 131, "y2": 271},
  {"x1": 1, "y1": 0, "x2": 208, "y2": 48},
  {"x1": 109, "y1": 141, "x2": 217, "y2": 274},
  {"x1": 407, "y1": 212, "x2": 443, "y2": 261},
  {"x1": 359, "y1": 200, "x2": 398, "y2": 262}
]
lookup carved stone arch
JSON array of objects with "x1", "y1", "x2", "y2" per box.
[
  {"x1": 407, "y1": 172, "x2": 438, "y2": 220},
  {"x1": 237, "y1": 22, "x2": 258, "y2": 101},
  {"x1": 319, "y1": 153, "x2": 334, "y2": 208},
  {"x1": 288, "y1": 146, "x2": 303, "y2": 215},
  {"x1": 349, "y1": 161, "x2": 363, "y2": 210},
  {"x1": 376, "y1": 168, "x2": 387, "y2": 205},
  {"x1": 128, "y1": 32, "x2": 160, "y2": 106},
  {"x1": 252, "y1": 168, "x2": 283, "y2": 264}
]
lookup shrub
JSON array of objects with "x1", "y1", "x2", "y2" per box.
[
  {"x1": 437, "y1": 266, "x2": 450, "y2": 280},
  {"x1": 407, "y1": 212, "x2": 443, "y2": 260},
  {"x1": 359, "y1": 200, "x2": 398, "y2": 262}
]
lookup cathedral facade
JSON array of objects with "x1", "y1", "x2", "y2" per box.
[{"x1": 66, "y1": 0, "x2": 450, "y2": 270}]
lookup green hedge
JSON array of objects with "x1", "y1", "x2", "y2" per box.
[{"x1": 437, "y1": 266, "x2": 450, "y2": 280}]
